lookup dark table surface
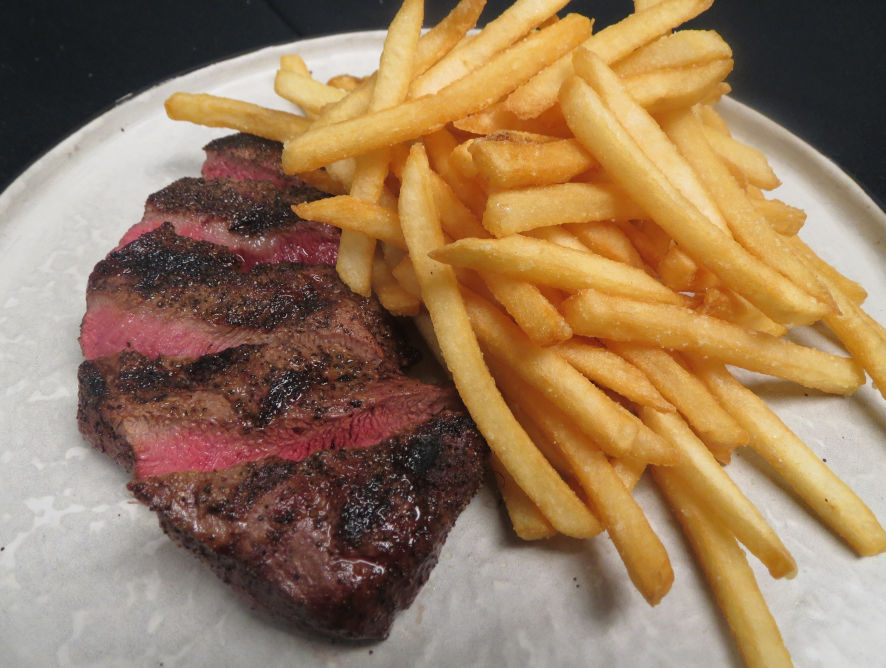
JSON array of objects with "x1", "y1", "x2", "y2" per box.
[{"x1": 2, "y1": 0, "x2": 884, "y2": 210}]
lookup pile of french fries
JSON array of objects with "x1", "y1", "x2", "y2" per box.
[{"x1": 164, "y1": 0, "x2": 886, "y2": 664}]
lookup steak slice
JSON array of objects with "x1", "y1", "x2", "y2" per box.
[
  {"x1": 127, "y1": 412, "x2": 485, "y2": 640},
  {"x1": 117, "y1": 177, "x2": 339, "y2": 267},
  {"x1": 80, "y1": 223, "x2": 414, "y2": 366},
  {"x1": 201, "y1": 133, "x2": 300, "y2": 188},
  {"x1": 78, "y1": 343, "x2": 458, "y2": 478}
]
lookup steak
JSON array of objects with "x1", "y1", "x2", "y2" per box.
[
  {"x1": 117, "y1": 177, "x2": 339, "y2": 267},
  {"x1": 80, "y1": 223, "x2": 414, "y2": 366},
  {"x1": 127, "y1": 413, "x2": 485, "y2": 640},
  {"x1": 78, "y1": 343, "x2": 459, "y2": 478},
  {"x1": 77, "y1": 135, "x2": 488, "y2": 641}
]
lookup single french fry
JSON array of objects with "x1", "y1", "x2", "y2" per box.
[
  {"x1": 689, "y1": 357, "x2": 886, "y2": 556},
  {"x1": 399, "y1": 143, "x2": 598, "y2": 537},
  {"x1": 611, "y1": 457, "x2": 647, "y2": 492},
  {"x1": 283, "y1": 14, "x2": 593, "y2": 173},
  {"x1": 623, "y1": 58, "x2": 734, "y2": 114},
  {"x1": 164, "y1": 93, "x2": 310, "y2": 141},
  {"x1": 326, "y1": 73, "x2": 364, "y2": 91},
  {"x1": 431, "y1": 236, "x2": 683, "y2": 305},
  {"x1": 274, "y1": 69, "x2": 346, "y2": 115},
  {"x1": 527, "y1": 225, "x2": 592, "y2": 253},
  {"x1": 749, "y1": 197, "x2": 806, "y2": 236},
  {"x1": 612, "y1": 29, "x2": 732, "y2": 77},
  {"x1": 427, "y1": 170, "x2": 491, "y2": 240},
  {"x1": 653, "y1": 467, "x2": 794, "y2": 668},
  {"x1": 480, "y1": 272, "x2": 573, "y2": 346},
  {"x1": 788, "y1": 236, "x2": 868, "y2": 305},
  {"x1": 410, "y1": 0, "x2": 572, "y2": 97},
  {"x1": 294, "y1": 195, "x2": 406, "y2": 249},
  {"x1": 412, "y1": 0, "x2": 488, "y2": 75},
  {"x1": 462, "y1": 289, "x2": 678, "y2": 465},
  {"x1": 483, "y1": 182, "x2": 645, "y2": 235},
  {"x1": 469, "y1": 137, "x2": 597, "y2": 188},
  {"x1": 693, "y1": 287, "x2": 787, "y2": 337},
  {"x1": 565, "y1": 221, "x2": 651, "y2": 269},
  {"x1": 392, "y1": 255, "x2": 422, "y2": 297},
  {"x1": 701, "y1": 124, "x2": 780, "y2": 190},
  {"x1": 490, "y1": 454, "x2": 559, "y2": 540},
  {"x1": 606, "y1": 342, "x2": 749, "y2": 457},
  {"x1": 454, "y1": 100, "x2": 572, "y2": 136},
  {"x1": 554, "y1": 338, "x2": 674, "y2": 412},
  {"x1": 371, "y1": 253, "x2": 421, "y2": 316},
  {"x1": 641, "y1": 407, "x2": 797, "y2": 579},
  {"x1": 695, "y1": 101, "x2": 731, "y2": 134},
  {"x1": 493, "y1": 362, "x2": 674, "y2": 605},
  {"x1": 562, "y1": 288, "x2": 866, "y2": 395},
  {"x1": 279, "y1": 53, "x2": 310, "y2": 75},
  {"x1": 559, "y1": 75, "x2": 830, "y2": 326}
]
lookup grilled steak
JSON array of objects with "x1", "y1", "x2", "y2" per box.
[
  {"x1": 78, "y1": 343, "x2": 459, "y2": 478},
  {"x1": 81, "y1": 223, "x2": 414, "y2": 366},
  {"x1": 117, "y1": 177, "x2": 339, "y2": 267},
  {"x1": 77, "y1": 134, "x2": 488, "y2": 641},
  {"x1": 127, "y1": 413, "x2": 484, "y2": 640}
]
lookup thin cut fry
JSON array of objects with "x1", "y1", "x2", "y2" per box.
[
  {"x1": 490, "y1": 453, "x2": 558, "y2": 541},
  {"x1": 431, "y1": 236, "x2": 684, "y2": 305},
  {"x1": 294, "y1": 195, "x2": 406, "y2": 249},
  {"x1": 483, "y1": 182, "x2": 645, "y2": 235},
  {"x1": 164, "y1": 93, "x2": 309, "y2": 141}
]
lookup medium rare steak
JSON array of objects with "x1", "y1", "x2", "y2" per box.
[
  {"x1": 78, "y1": 343, "x2": 460, "y2": 478},
  {"x1": 81, "y1": 223, "x2": 415, "y2": 366},
  {"x1": 117, "y1": 177, "x2": 339, "y2": 267},
  {"x1": 127, "y1": 413, "x2": 485, "y2": 640}
]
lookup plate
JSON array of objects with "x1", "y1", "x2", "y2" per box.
[{"x1": 0, "y1": 32, "x2": 884, "y2": 667}]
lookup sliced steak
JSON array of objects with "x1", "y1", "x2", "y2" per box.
[
  {"x1": 127, "y1": 412, "x2": 484, "y2": 640},
  {"x1": 201, "y1": 133, "x2": 298, "y2": 187},
  {"x1": 117, "y1": 177, "x2": 339, "y2": 267},
  {"x1": 81, "y1": 224, "x2": 414, "y2": 366},
  {"x1": 78, "y1": 342, "x2": 457, "y2": 478}
]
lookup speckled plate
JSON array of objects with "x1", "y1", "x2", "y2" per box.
[{"x1": 1, "y1": 32, "x2": 884, "y2": 668}]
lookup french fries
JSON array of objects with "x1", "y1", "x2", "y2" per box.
[{"x1": 165, "y1": 0, "x2": 886, "y2": 664}]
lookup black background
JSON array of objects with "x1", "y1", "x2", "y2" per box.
[{"x1": 2, "y1": 1, "x2": 884, "y2": 210}]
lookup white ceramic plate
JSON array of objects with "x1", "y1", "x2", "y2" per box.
[{"x1": 1, "y1": 32, "x2": 884, "y2": 668}]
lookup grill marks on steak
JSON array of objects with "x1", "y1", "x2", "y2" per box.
[
  {"x1": 127, "y1": 413, "x2": 485, "y2": 640},
  {"x1": 117, "y1": 177, "x2": 339, "y2": 267},
  {"x1": 81, "y1": 224, "x2": 414, "y2": 366},
  {"x1": 78, "y1": 342, "x2": 458, "y2": 478}
]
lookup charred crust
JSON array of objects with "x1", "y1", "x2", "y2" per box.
[{"x1": 145, "y1": 177, "x2": 328, "y2": 237}]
